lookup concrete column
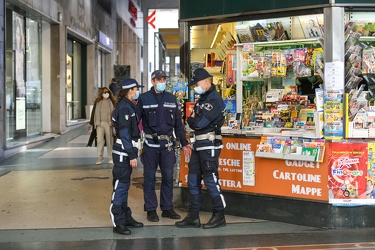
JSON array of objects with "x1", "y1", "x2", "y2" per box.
[{"x1": 50, "y1": 23, "x2": 66, "y2": 134}]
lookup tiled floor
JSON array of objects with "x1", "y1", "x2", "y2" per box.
[
  {"x1": 0, "y1": 168, "x2": 259, "y2": 230},
  {"x1": 1, "y1": 124, "x2": 375, "y2": 250}
]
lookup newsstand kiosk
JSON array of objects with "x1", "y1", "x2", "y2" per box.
[{"x1": 178, "y1": 0, "x2": 375, "y2": 228}]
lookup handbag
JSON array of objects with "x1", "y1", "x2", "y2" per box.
[{"x1": 87, "y1": 128, "x2": 97, "y2": 147}]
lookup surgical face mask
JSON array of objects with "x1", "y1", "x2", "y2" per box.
[
  {"x1": 132, "y1": 90, "x2": 139, "y2": 100},
  {"x1": 156, "y1": 83, "x2": 166, "y2": 92},
  {"x1": 102, "y1": 93, "x2": 110, "y2": 99},
  {"x1": 194, "y1": 85, "x2": 206, "y2": 95}
]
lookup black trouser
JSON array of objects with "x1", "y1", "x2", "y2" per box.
[{"x1": 187, "y1": 148, "x2": 226, "y2": 215}]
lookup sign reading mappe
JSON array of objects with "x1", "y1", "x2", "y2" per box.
[{"x1": 179, "y1": 137, "x2": 329, "y2": 202}]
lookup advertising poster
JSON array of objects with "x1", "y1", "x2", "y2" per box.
[
  {"x1": 328, "y1": 142, "x2": 374, "y2": 206},
  {"x1": 180, "y1": 137, "x2": 328, "y2": 201}
]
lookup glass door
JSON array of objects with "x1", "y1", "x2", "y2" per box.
[
  {"x1": 66, "y1": 37, "x2": 85, "y2": 123},
  {"x1": 26, "y1": 17, "x2": 42, "y2": 135}
]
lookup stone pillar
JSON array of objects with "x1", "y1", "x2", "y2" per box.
[{"x1": 50, "y1": 23, "x2": 66, "y2": 134}]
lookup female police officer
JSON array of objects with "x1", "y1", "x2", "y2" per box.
[
  {"x1": 110, "y1": 78, "x2": 144, "y2": 235},
  {"x1": 175, "y1": 68, "x2": 226, "y2": 229}
]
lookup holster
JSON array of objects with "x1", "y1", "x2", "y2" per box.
[{"x1": 152, "y1": 133, "x2": 159, "y2": 144}]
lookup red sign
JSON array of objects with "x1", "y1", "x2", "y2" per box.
[
  {"x1": 146, "y1": 10, "x2": 156, "y2": 29},
  {"x1": 130, "y1": 18, "x2": 136, "y2": 28},
  {"x1": 128, "y1": 0, "x2": 137, "y2": 20}
]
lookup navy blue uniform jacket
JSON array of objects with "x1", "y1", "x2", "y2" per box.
[
  {"x1": 136, "y1": 87, "x2": 188, "y2": 147},
  {"x1": 112, "y1": 98, "x2": 140, "y2": 160}
]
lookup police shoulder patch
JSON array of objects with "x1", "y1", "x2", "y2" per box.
[{"x1": 204, "y1": 103, "x2": 213, "y2": 111}]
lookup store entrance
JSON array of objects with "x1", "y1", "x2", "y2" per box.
[{"x1": 66, "y1": 37, "x2": 86, "y2": 124}]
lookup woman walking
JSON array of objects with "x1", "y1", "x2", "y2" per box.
[{"x1": 88, "y1": 87, "x2": 116, "y2": 164}]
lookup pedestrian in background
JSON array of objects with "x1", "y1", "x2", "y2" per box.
[
  {"x1": 110, "y1": 78, "x2": 144, "y2": 235},
  {"x1": 136, "y1": 70, "x2": 192, "y2": 222},
  {"x1": 88, "y1": 87, "x2": 116, "y2": 164},
  {"x1": 109, "y1": 78, "x2": 118, "y2": 97},
  {"x1": 175, "y1": 68, "x2": 226, "y2": 229}
]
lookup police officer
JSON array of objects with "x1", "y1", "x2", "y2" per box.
[
  {"x1": 110, "y1": 78, "x2": 144, "y2": 235},
  {"x1": 175, "y1": 68, "x2": 226, "y2": 229},
  {"x1": 136, "y1": 70, "x2": 191, "y2": 222}
]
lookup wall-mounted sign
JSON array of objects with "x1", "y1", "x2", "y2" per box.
[
  {"x1": 130, "y1": 18, "x2": 136, "y2": 28},
  {"x1": 98, "y1": 30, "x2": 113, "y2": 51},
  {"x1": 128, "y1": 0, "x2": 138, "y2": 28},
  {"x1": 128, "y1": 0, "x2": 137, "y2": 20},
  {"x1": 146, "y1": 10, "x2": 156, "y2": 29},
  {"x1": 180, "y1": 137, "x2": 329, "y2": 202}
]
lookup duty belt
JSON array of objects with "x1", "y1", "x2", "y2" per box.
[
  {"x1": 116, "y1": 138, "x2": 138, "y2": 148},
  {"x1": 144, "y1": 134, "x2": 170, "y2": 140},
  {"x1": 193, "y1": 132, "x2": 222, "y2": 141},
  {"x1": 112, "y1": 150, "x2": 128, "y2": 162},
  {"x1": 144, "y1": 134, "x2": 173, "y2": 150}
]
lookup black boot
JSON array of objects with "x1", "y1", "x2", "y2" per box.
[
  {"x1": 125, "y1": 215, "x2": 144, "y2": 228},
  {"x1": 113, "y1": 224, "x2": 131, "y2": 235},
  {"x1": 175, "y1": 211, "x2": 201, "y2": 228},
  {"x1": 202, "y1": 210, "x2": 226, "y2": 229},
  {"x1": 125, "y1": 207, "x2": 144, "y2": 227}
]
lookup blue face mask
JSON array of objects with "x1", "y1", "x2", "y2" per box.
[
  {"x1": 132, "y1": 90, "x2": 139, "y2": 100},
  {"x1": 156, "y1": 83, "x2": 166, "y2": 92},
  {"x1": 194, "y1": 86, "x2": 206, "y2": 95}
]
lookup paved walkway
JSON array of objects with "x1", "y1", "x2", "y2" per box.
[{"x1": 1, "y1": 124, "x2": 375, "y2": 249}]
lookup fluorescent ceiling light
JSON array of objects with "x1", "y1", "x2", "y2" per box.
[{"x1": 210, "y1": 25, "x2": 222, "y2": 49}]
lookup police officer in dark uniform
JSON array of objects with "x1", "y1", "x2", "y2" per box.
[
  {"x1": 136, "y1": 70, "x2": 192, "y2": 222},
  {"x1": 175, "y1": 68, "x2": 226, "y2": 229},
  {"x1": 110, "y1": 78, "x2": 144, "y2": 235}
]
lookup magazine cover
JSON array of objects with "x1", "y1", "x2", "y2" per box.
[
  {"x1": 293, "y1": 48, "x2": 311, "y2": 77},
  {"x1": 241, "y1": 52, "x2": 263, "y2": 78},
  {"x1": 299, "y1": 15, "x2": 323, "y2": 38},
  {"x1": 313, "y1": 48, "x2": 324, "y2": 77},
  {"x1": 172, "y1": 82, "x2": 188, "y2": 99},
  {"x1": 224, "y1": 99, "x2": 236, "y2": 114},
  {"x1": 271, "y1": 50, "x2": 287, "y2": 77},
  {"x1": 328, "y1": 143, "x2": 373, "y2": 205},
  {"x1": 250, "y1": 21, "x2": 272, "y2": 42},
  {"x1": 267, "y1": 21, "x2": 288, "y2": 41},
  {"x1": 235, "y1": 24, "x2": 253, "y2": 43}
]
